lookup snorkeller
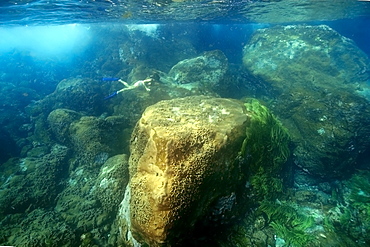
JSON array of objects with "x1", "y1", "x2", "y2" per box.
[{"x1": 103, "y1": 77, "x2": 152, "y2": 100}]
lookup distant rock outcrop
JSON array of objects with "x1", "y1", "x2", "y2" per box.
[{"x1": 167, "y1": 50, "x2": 228, "y2": 89}]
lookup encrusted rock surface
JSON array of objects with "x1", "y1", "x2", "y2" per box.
[
  {"x1": 95, "y1": 154, "x2": 129, "y2": 212},
  {"x1": 0, "y1": 144, "x2": 69, "y2": 216},
  {"x1": 68, "y1": 115, "x2": 129, "y2": 167},
  {"x1": 47, "y1": 108, "x2": 82, "y2": 144},
  {"x1": 167, "y1": 50, "x2": 228, "y2": 88},
  {"x1": 243, "y1": 25, "x2": 370, "y2": 179},
  {"x1": 243, "y1": 25, "x2": 370, "y2": 91},
  {"x1": 121, "y1": 96, "x2": 248, "y2": 246}
]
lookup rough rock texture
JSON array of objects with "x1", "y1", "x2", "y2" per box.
[
  {"x1": 0, "y1": 144, "x2": 69, "y2": 216},
  {"x1": 243, "y1": 25, "x2": 370, "y2": 179},
  {"x1": 167, "y1": 50, "x2": 228, "y2": 88},
  {"x1": 95, "y1": 154, "x2": 129, "y2": 212},
  {"x1": 69, "y1": 116, "x2": 113, "y2": 167},
  {"x1": 243, "y1": 25, "x2": 370, "y2": 92},
  {"x1": 52, "y1": 78, "x2": 106, "y2": 114},
  {"x1": 53, "y1": 154, "x2": 130, "y2": 246},
  {"x1": 68, "y1": 116, "x2": 128, "y2": 167},
  {"x1": 9, "y1": 209, "x2": 77, "y2": 247},
  {"x1": 47, "y1": 108, "x2": 82, "y2": 144},
  {"x1": 25, "y1": 78, "x2": 111, "y2": 148},
  {"x1": 29, "y1": 78, "x2": 107, "y2": 117},
  {"x1": 123, "y1": 96, "x2": 248, "y2": 246}
]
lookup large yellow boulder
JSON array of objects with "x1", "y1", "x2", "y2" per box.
[{"x1": 121, "y1": 96, "x2": 248, "y2": 246}]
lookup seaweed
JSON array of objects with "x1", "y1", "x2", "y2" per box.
[
  {"x1": 346, "y1": 170, "x2": 370, "y2": 238},
  {"x1": 250, "y1": 167, "x2": 284, "y2": 201},
  {"x1": 241, "y1": 98, "x2": 290, "y2": 200},
  {"x1": 259, "y1": 200, "x2": 315, "y2": 246},
  {"x1": 348, "y1": 170, "x2": 370, "y2": 205},
  {"x1": 322, "y1": 171, "x2": 370, "y2": 245},
  {"x1": 211, "y1": 99, "x2": 295, "y2": 247}
]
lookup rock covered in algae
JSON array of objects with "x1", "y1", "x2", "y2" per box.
[
  {"x1": 68, "y1": 115, "x2": 129, "y2": 167},
  {"x1": 95, "y1": 154, "x2": 129, "y2": 212},
  {"x1": 243, "y1": 25, "x2": 370, "y2": 91},
  {"x1": 242, "y1": 25, "x2": 370, "y2": 179},
  {"x1": 167, "y1": 50, "x2": 228, "y2": 88},
  {"x1": 0, "y1": 144, "x2": 70, "y2": 217},
  {"x1": 29, "y1": 78, "x2": 107, "y2": 117},
  {"x1": 47, "y1": 108, "x2": 82, "y2": 144},
  {"x1": 9, "y1": 209, "x2": 76, "y2": 247},
  {"x1": 121, "y1": 96, "x2": 249, "y2": 246}
]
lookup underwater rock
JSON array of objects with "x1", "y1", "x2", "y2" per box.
[
  {"x1": 167, "y1": 50, "x2": 228, "y2": 88},
  {"x1": 324, "y1": 170, "x2": 370, "y2": 245},
  {"x1": 243, "y1": 25, "x2": 370, "y2": 179},
  {"x1": 69, "y1": 115, "x2": 128, "y2": 167},
  {"x1": 29, "y1": 78, "x2": 107, "y2": 117},
  {"x1": 109, "y1": 76, "x2": 219, "y2": 129},
  {"x1": 55, "y1": 174, "x2": 109, "y2": 245},
  {"x1": 95, "y1": 154, "x2": 129, "y2": 212},
  {"x1": 69, "y1": 116, "x2": 111, "y2": 166},
  {"x1": 0, "y1": 144, "x2": 69, "y2": 217},
  {"x1": 45, "y1": 108, "x2": 130, "y2": 166},
  {"x1": 120, "y1": 96, "x2": 249, "y2": 246},
  {"x1": 8, "y1": 209, "x2": 77, "y2": 247},
  {"x1": 26, "y1": 77, "x2": 110, "y2": 148},
  {"x1": 54, "y1": 154, "x2": 127, "y2": 246},
  {"x1": 54, "y1": 151, "x2": 115, "y2": 246},
  {"x1": 47, "y1": 108, "x2": 82, "y2": 144},
  {"x1": 53, "y1": 78, "x2": 106, "y2": 114},
  {"x1": 54, "y1": 150, "x2": 121, "y2": 246},
  {"x1": 243, "y1": 25, "x2": 370, "y2": 91}
]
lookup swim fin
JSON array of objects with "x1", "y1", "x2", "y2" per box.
[
  {"x1": 104, "y1": 91, "x2": 118, "y2": 100},
  {"x1": 102, "y1": 77, "x2": 120, "y2": 81}
]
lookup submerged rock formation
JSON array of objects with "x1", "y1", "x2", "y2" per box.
[
  {"x1": 95, "y1": 154, "x2": 130, "y2": 213},
  {"x1": 166, "y1": 50, "x2": 228, "y2": 89},
  {"x1": 120, "y1": 96, "x2": 248, "y2": 246},
  {"x1": 243, "y1": 25, "x2": 370, "y2": 179},
  {"x1": 119, "y1": 96, "x2": 291, "y2": 246}
]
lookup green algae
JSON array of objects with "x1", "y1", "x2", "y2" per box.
[
  {"x1": 237, "y1": 99, "x2": 318, "y2": 246},
  {"x1": 321, "y1": 170, "x2": 370, "y2": 246},
  {"x1": 346, "y1": 170, "x2": 370, "y2": 243},
  {"x1": 259, "y1": 200, "x2": 315, "y2": 246},
  {"x1": 241, "y1": 98, "x2": 290, "y2": 200},
  {"x1": 348, "y1": 170, "x2": 370, "y2": 205}
]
